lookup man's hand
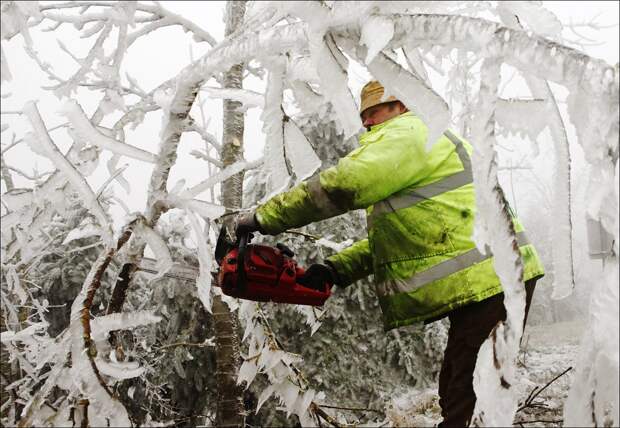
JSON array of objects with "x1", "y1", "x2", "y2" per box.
[
  {"x1": 298, "y1": 263, "x2": 339, "y2": 291},
  {"x1": 234, "y1": 211, "x2": 264, "y2": 238}
]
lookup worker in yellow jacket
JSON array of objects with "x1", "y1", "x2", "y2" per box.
[{"x1": 236, "y1": 80, "x2": 544, "y2": 426}]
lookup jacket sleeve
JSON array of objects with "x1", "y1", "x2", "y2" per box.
[
  {"x1": 255, "y1": 123, "x2": 433, "y2": 235},
  {"x1": 325, "y1": 238, "x2": 373, "y2": 287}
]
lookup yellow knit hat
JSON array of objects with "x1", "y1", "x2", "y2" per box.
[{"x1": 360, "y1": 80, "x2": 398, "y2": 116}]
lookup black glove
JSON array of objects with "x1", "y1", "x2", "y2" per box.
[
  {"x1": 298, "y1": 263, "x2": 339, "y2": 291},
  {"x1": 235, "y1": 211, "x2": 264, "y2": 238}
]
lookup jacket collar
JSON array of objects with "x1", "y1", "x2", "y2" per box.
[{"x1": 360, "y1": 112, "x2": 414, "y2": 144}]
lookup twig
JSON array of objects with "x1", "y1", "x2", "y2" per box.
[
  {"x1": 514, "y1": 419, "x2": 563, "y2": 425},
  {"x1": 310, "y1": 402, "x2": 343, "y2": 428},
  {"x1": 283, "y1": 229, "x2": 321, "y2": 241},
  {"x1": 79, "y1": 399, "x2": 89, "y2": 428},
  {"x1": 95, "y1": 164, "x2": 129, "y2": 199},
  {"x1": 516, "y1": 367, "x2": 573, "y2": 413},
  {"x1": 156, "y1": 340, "x2": 215, "y2": 351},
  {"x1": 318, "y1": 403, "x2": 383, "y2": 414}
]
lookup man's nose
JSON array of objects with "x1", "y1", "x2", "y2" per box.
[{"x1": 362, "y1": 116, "x2": 374, "y2": 127}]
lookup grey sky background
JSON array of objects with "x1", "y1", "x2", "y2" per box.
[{"x1": 1, "y1": 1, "x2": 618, "y2": 234}]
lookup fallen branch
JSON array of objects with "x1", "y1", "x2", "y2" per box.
[
  {"x1": 318, "y1": 403, "x2": 383, "y2": 415},
  {"x1": 516, "y1": 366, "x2": 573, "y2": 413},
  {"x1": 310, "y1": 402, "x2": 344, "y2": 428}
]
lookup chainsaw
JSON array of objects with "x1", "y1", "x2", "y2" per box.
[{"x1": 213, "y1": 228, "x2": 332, "y2": 306}]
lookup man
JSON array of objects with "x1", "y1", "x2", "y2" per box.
[{"x1": 236, "y1": 80, "x2": 544, "y2": 426}]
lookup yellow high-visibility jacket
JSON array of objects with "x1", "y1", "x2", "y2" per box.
[{"x1": 256, "y1": 112, "x2": 544, "y2": 330}]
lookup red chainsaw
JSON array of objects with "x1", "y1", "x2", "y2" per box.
[{"x1": 214, "y1": 228, "x2": 332, "y2": 306}]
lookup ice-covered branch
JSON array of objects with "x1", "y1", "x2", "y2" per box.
[
  {"x1": 22, "y1": 101, "x2": 112, "y2": 244},
  {"x1": 260, "y1": 59, "x2": 291, "y2": 199},
  {"x1": 470, "y1": 57, "x2": 526, "y2": 427},
  {"x1": 524, "y1": 76, "x2": 576, "y2": 300},
  {"x1": 48, "y1": 22, "x2": 112, "y2": 97},
  {"x1": 182, "y1": 158, "x2": 263, "y2": 200},
  {"x1": 332, "y1": 13, "x2": 617, "y2": 101},
  {"x1": 39, "y1": 2, "x2": 217, "y2": 46},
  {"x1": 60, "y1": 99, "x2": 158, "y2": 163},
  {"x1": 201, "y1": 86, "x2": 264, "y2": 110}
]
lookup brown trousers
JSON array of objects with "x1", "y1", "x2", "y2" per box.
[{"x1": 437, "y1": 278, "x2": 538, "y2": 427}]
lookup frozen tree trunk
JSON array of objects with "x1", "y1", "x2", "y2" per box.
[{"x1": 212, "y1": 2, "x2": 246, "y2": 427}]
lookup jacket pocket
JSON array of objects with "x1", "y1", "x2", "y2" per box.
[{"x1": 369, "y1": 199, "x2": 456, "y2": 264}]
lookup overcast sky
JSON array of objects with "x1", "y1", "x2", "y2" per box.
[{"x1": 1, "y1": 1, "x2": 618, "y2": 233}]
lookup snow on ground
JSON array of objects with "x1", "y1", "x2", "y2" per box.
[{"x1": 384, "y1": 321, "x2": 583, "y2": 427}]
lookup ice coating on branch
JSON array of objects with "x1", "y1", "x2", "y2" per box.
[
  {"x1": 133, "y1": 222, "x2": 173, "y2": 280},
  {"x1": 566, "y1": 85, "x2": 619, "y2": 244},
  {"x1": 62, "y1": 220, "x2": 102, "y2": 245},
  {"x1": 0, "y1": 1, "x2": 40, "y2": 45},
  {"x1": 260, "y1": 61, "x2": 291, "y2": 200},
  {"x1": 22, "y1": 101, "x2": 113, "y2": 244},
  {"x1": 1, "y1": 45, "x2": 11, "y2": 82},
  {"x1": 188, "y1": 212, "x2": 214, "y2": 313},
  {"x1": 564, "y1": 258, "x2": 619, "y2": 427},
  {"x1": 496, "y1": 1, "x2": 562, "y2": 38},
  {"x1": 201, "y1": 87, "x2": 264, "y2": 111},
  {"x1": 283, "y1": 118, "x2": 321, "y2": 183},
  {"x1": 1, "y1": 321, "x2": 48, "y2": 344},
  {"x1": 96, "y1": 357, "x2": 145, "y2": 380},
  {"x1": 182, "y1": 158, "x2": 263, "y2": 199},
  {"x1": 286, "y1": 56, "x2": 320, "y2": 83},
  {"x1": 288, "y1": 81, "x2": 325, "y2": 116},
  {"x1": 308, "y1": 32, "x2": 361, "y2": 139},
  {"x1": 522, "y1": 76, "x2": 576, "y2": 299},
  {"x1": 107, "y1": 154, "x2": 131, "y2": 194},
  {"x1": 165, "y1": 194, "x2": 226, "y2": 220},
  {"x1": 495, "y1": 98, "x2": 549, "y2": 143},
  {"x1": 60, "y1": 100, "x2": 158, "y2": 163},
  {"x1": 294, "y1": 305, "x2": 324, "y2": 336},
  {"x1": 90, "y1": 311, "x2": 162, "y2": 342},
  {"x1": 67, "y1": 252, "x2": 132, "y2": 427},
  {"x1": 360, "y1": 15, "x2": 394, "y2": 64},
  {"x1": 237, "y1": 303, "x2": 322, "y2": 426},
  {"x1": 470, "y1": 58, "x2": 525, "y2": 427},
  {"x1": 367, "y1": 52, "x2": 450, "y2": 148}
]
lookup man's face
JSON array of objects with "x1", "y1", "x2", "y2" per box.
[{"x1": 361, "y1": 101, "x2": 405, "y2": 129}]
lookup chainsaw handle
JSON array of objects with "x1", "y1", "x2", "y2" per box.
[{"x1": 237, "y1": 232, "x2": 250, "y2": 292}]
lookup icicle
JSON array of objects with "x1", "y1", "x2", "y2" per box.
[
  {"x1": 187, "y1": 212, "x2": 214, "y2": 313},
  {"x1": 523, "y1": 76, "x2": 576, "y2": 299},
  {"x1": 133, "y1": 221, "x2": 173, "y2": 280},
  {"x1": 360, "y1": 15, "x2": 394, "y2": 64},
  {"x1": 308, "y1": 32, "x2": 361, "y2": 139},
  {"x1": 367, "y1": 52, "x2": 450, "y2": 149},
  {"x1": 494, "y1": 98, "x2": 549, "y2": 143},
  {"x1": 260, "y1": 59, "x2": 291, "y2": 200},
  {"x1": 283, "y1": 117, "x2": 321, "y2": 183}
]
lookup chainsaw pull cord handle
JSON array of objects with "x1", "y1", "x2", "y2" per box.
[{"x1": 237, "y1": 232, "x2": 249, "y2": 292}]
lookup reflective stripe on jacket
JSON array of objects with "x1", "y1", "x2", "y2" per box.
[{"x1": 255, "y1": 112, "x2": 544, "y2": 330}]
